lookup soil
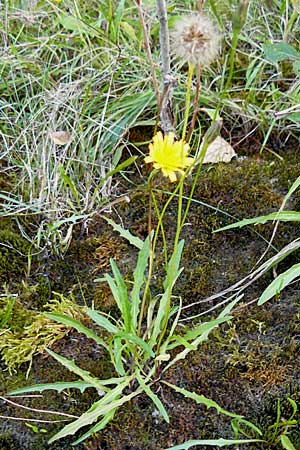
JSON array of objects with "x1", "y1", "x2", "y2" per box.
[{"x1": 1, "y1": 131, "x2": 300, "y2": 450}]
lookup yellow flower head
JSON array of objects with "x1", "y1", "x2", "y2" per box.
[{"x1": 145, "y1": 132, "x2": 194, "y2": 182}]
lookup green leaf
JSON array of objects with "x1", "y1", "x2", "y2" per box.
[
  {"x1": 258, "y1": 263, "x2": 300, "y2": 305},
  {"x1": 113, "y1": 337, "x2": 126, "y2": 376},
  {"x1": 167, "y1": 335, "x2": 196, "y2": 351},
  {"x1": 115, "y1": 331, "x2": 155, "y2": 358},
  {"x1": 113, "y1": 0, "x2": 125, "y2": 32},
  {"x1": 45, "y1": 313, "x2": 109, "y2": 350},
  {"x1": 231, "y1": 417, "x2": 263, "y2": 437},
  {"x1": 163, "y1": 239, "x2": 185, "y2": 290},
  {"x1": 149, "y1": 241, "x2": 185, "y2": 348},
  {"x1": 110, "y1": 259, "x2": 131, "y2": 332},
  {"x1": 58, "y1": 165, "x2": 80, "y2": 208},
  {"x1": 163, "y1": 316, "x2": 232, "y2": 372},
  {"x1": 163, "y1": 382, "x2": 242, "y2": 419},
  {"x1": 104, "y1": 273, "x2": 124, "y2": 319},
  {"x1": 58, "y1": 15, "x2": 88, "y2": 32},
  {"x1": 120, "y1": 21, "x2": 137, "y2": 41},
  {"x1": 48, "y1": 377, "x2": 137, "y2": 443},
  {"x1": 135, "y1": 371, "x2": 169, "y2": 423},
  {"x1": 93, "y1": 156, "x2": 137, "y2": 195},
  {"x1": 86, "y1": 309, "x2": 119, "y2": 334},
  {"x1": 131, "y1": 236, "x2": 150, "y2": 329},
  {"x1": 280, "y1": 175, "x2": 300, "y2": 210},
  {"x1": 7, "y1": 376, "x2": 128, "y2": 397},
  {"x1": 183, "y1": 317, "x2": 233, "y2": 342},
  {"x1": 46, "y1": 349, "x2": 109, "y2": 393},
  {"x1": 293, "y1": 60, "x2": 300, "y2": 74},
  {"x1": 263, "y1": 42, "x2": 300, "y2": 64},
  {"x1": 101, "y1": 216, "x2": 143, "y2": 249},
  {"x1": 164, "y1": 438, "x2": 262, "y2": 449},
  {"x1": 215, "y1": 211, "x2": 300, "y2": 232},
  {"x1": 281, "y1": 435, "x2": 297, "y2": 450},
  {"x1": 7, "y1": 381, "x2": 95, "y2": 395},
  {"x1": 72, "y1": 409, "x2": 116, "y2": 445}
]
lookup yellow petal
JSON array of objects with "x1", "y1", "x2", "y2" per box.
[{"x1": 145, "y1": 156, "x2": 154, "y2": 163}]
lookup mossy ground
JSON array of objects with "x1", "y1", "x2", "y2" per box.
[{"x1": 1, "y1": 138, "x2": 300, "y2": 449}]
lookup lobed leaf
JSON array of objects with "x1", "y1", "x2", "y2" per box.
[
  {"x1": 86, "y1": 309, "x2": 119, "y2": 334},
  {"x1": 45, "y1": 313, "x2": 109, "y2": 350},
  {"x1": 164, "y1": 438, "x2": 262, "y2": 449},
  {"x1": 101, "y1": 216, "x2": 143, "y2": 249}
]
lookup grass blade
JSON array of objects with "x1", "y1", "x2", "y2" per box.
[{"x1": 215, "y1": 211, "x2": 300, "y2": 232}]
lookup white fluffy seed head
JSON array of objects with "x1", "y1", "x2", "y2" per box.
[{"x1": 170, "y1": 14, "x2": 221, "y2": 67}]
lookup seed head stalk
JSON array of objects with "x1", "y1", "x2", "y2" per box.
[
  {"x1": 156, "y1": 175, "x2": 185, "y2": 356},
  {"x1": 182, "y1": 63, "x2": 195, "y2": 142}
]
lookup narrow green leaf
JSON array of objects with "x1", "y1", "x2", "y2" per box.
[
  {"x1": 163, "y1": 315, "x2": 232, "y2": 373},
  {"x1": 72, "y1": 409, "x2": 116, "y2": 445},
  {"x1": 167, "y1": 335, "x2": 196, "y2": 351},
  {"x1": 131, "y1": 236, "x2": 150, "y2": 329},
  {"x1": 113, "y1": 337, "x2": 126, "y2": 376},
  {"x1": 7, "y1": 381, "x2": 95, "y2": 395},
  {"x1": 110, "y1": 259, "x2": 131, "y2": 332},
  {"x1": 45, "y1": 313, "x2": 109, "y2": 350},
  {"x1": 282, "y1": 175, "x2": 300, "y2": 207},
  {"x1": 114, "y1": 0, "x2": 125, "y2": 31},
  {"x1": 163, "y1": 240, "x2": 185, "y2": 290},
  {"x1": 86, "y1": 309, "x2": 119, "y2": 334},
  {"x1": 116, "y1": 331, "x2": 155, "y2": 358},
  {"x1": 101, "y1": 216, "x2": 143, "y2": 249},
  {"x1": 215, "y1": 211, "x2": 300, "y2": 233},
  {"x1": 48, "y1": 378, "x2": 138, "y2": 443},
  {"x1": 163, "y1": 381, "x2": 242, "y2": 419},
  {"x1": 135, "y1": 371, "x2": 169, "y2": 423},
  {"x1": 120, "y1": 21, "x2": 137, "y2": 41},
  {"x1": 46, "y1": 349, "x2": 109, "y2": 393},
  {"x1": 183, "y1": 317, "x2": 233, "y2": 341},
  {"x1": 58, "y1": 165, "x2": 80, "y2": 208},
  {"x1": 104, "y1": 273, "x2": 124, "y2": 318},
  {"x1": 287, "y1": 397, "x2": 298, "y2": 419},
  {"x1": 281, "y1": 435, "x2": 297, "y2": 450},
  {"x1": 164, "y1": 438, "x2": 262, "y2": 450},
  {"x1": 258, "y1": 263, "x2": 300, "y2": 305},
  {"x1": 149, "y1": 241, "x2": 185, "y2": 348}
]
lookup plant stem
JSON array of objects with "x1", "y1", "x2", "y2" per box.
[
  {"x1": 223, "y1": 27, "x2": 239, "y2": 94},
  {"x1": 182, "y1": 63, "x2": 195, "y2": 141},
  {"x1": 156, "y1": 0, "x2": 176, "y2": 133},
  {"x1": 187, "y1": 65, "x2": 202, "y2": 142},
  {"x1": 156, "y1": 178, "x2": 184, "y2": 354},
  {"x1": 135, "y1": 0, "x2": 161, "y2": 105}
]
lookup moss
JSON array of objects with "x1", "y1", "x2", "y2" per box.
[
  {"x1": 0, "y1": 228, "x2": 30, "y2": 284},
  {"x1": 0, "y1": 294, "x2": 86, "y2": 374},
  {"x1": 0, "y1": 433, "x2": 16, "y2": 450}
]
